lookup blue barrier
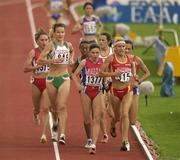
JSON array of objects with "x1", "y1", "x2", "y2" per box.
[
  {"x1": 160, "y1": 62, "x2": 175, "y2": 97},
  {"x1": 93, "y1": 0, "x2": 180, "y2": 24}
]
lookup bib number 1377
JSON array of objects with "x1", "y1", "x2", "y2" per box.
[{"x1": 86, "y1": 75, "x2": 102, "y2": 85}]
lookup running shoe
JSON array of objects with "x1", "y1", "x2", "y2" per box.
[
  {"x1": 100, "y1": 134, "x2": 109, "y2": 143},
  {"x1": 89, "y1": 144, "x2": 96, "y2": 154},
  {"x1": 120, "y1": 141, "x2": 130, "y2": 151},
  {"x1": 110, "y1": 127, "x2": 116, "y2": 137},
  {"x1": 33, "y1": 114, "x2": 40, "y2": 126},
  {"x1": 59, "y1": 134, "x2": 66, "y2": 145},
  {"x1": 40, "y1": 134, "x2": 47, "y2": 144},
  {"x1": 84, "y1": 138, "x2": 92, "y2": 148}
]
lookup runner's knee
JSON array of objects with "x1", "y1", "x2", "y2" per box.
[
  {"x1": 33, "y1": 106, "x2": 40, "y2": 115},
  {"x1": 58, "y1": 103, "x2": 67, "y2": 112},
  {"x1": 121, "y1": 112, "x2": 129, "y2": 120},
  {"x1": 93, "y1": 114, "x2": 101, "y2": 123},
  {"x1": 42, "y1": 107, "x2": 49, "y2": 113}
]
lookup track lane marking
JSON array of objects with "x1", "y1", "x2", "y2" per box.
[{"x1": 25, "y1": 0, "x2": 61, "y2": 160}]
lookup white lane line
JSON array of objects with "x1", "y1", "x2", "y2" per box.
[
  {"x1": 49, "y1": 113, "x2": 61, "y2": 160},
  {"x1": 131, "y1": 125, "x2": 154, "y2": 160},
  {"x1": 25, "y1": 0, "x2": 37, "y2": 47},
  {"x1": 25, "y1": 1, "x2": 61, "y2": 160}
]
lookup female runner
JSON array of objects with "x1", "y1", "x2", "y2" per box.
[
  {"x1": 99, "y1": 39, "x2": 136, "y2": 151},
  {"x1": 23, "y1": 29, "x2": 50, "y2": 143},
  {"x1": 71, "y1": 43, "x2": 105, "y2": 154},
  {"x1": 37, "y1": 23, "x2": 74, "y2": 144},
  {"x1": 71, "y1": 2, "x2": 103, "y2": 43},
  {"x1": 98, "y1": 32, "x2": 114, "y2": 143},
  {"x1": 125, "y1": 40, "x2": 150, "y2": 125}
]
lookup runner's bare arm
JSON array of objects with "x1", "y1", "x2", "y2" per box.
[
  {"x1": 96, "y1": 16, "x2": 104, "y2": 35},
  {"x1": 71, "y1": 59, "x2": 79, "y2": 73},
  {"x1": 42, "y1": 1, "x2": 51, "y2": 17},
  {"x1": 37, "y1": 42, "x2": 54, "y2": 65},
  {"x1": 71, "y1": 18, "x2": 83, "y2": 34},
  {"x1": 71, "y1": 59, "x2": 86, "y2": 91},
  {"x1": 23, "y1": 49, "x2": 42, "y2": 73},
  {"x1": 62, "y1": 0, "x2": 69, "y2": 11},
  {"x1": 68, "y1": 42, "x2": 75, "y2": 65},
  {"x1": 136, "y1": 56, "x2": 150, "y2": 83}
]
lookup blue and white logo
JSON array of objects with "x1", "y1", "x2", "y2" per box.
[{"x1": 93, "y1": 0, "x2": 180, "y2": 24}]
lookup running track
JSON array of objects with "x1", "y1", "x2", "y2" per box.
[{"x1": 0, "y1": 0, "x2": 147, "y2": 159}]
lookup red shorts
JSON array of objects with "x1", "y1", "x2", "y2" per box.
[
  {"x1": 31, "y1": 77, "x2": 46, "y2": 93},
  {"x1": 85, "y1": 86, "x2": 101, "y2": 101},
  {"x1": 112, "y1": 86, "x2": 131, "y2": 100}
]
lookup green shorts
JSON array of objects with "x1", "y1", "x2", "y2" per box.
[{"x1": 47, "y1": 73, "x2": 69, "y2": 89}]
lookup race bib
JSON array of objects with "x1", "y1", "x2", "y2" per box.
[
  {"x1": 115, "y1": 72, "x2": 132, "y2": 82},
  {"x1": 50, "y1": 1, "x2": 62, "y2": 11},
  {"x1": 35, "y1": 65, "x2": 49, "y2": 74},
  {"x1": 86, "y1": 75, "x2": 103, "y2": 86},
  {"x1": 53, "y1": 50, "x2": 69, "y2": 64},
  {"x1": 83, "y1": 21, "x2": 96, "y2": 35}
]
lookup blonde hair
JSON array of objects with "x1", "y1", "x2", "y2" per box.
[{"x1": 34, "y1": 28, "x2": 48, "y2": 42}]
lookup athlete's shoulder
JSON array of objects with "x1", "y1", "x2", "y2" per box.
[
  {"x1": 47, "y1": 41, "x2": 53, "y2": 47},
  {"x1": 137, "y1": 56, "x2": 145, "y2": 67},
  {"x1": 134, "y1": 55, "x2": 141, "y2": 60},
  {"x1": 28, "y1": 48, "x2": 35, "y2": 57},
  {"x1": 132, "y1": 55, "x2": 142, "y2": 63},
  {"x1": 79, "y1": 16, "x2": 85, "y2": 23},
  {"x1": 126, "y1": 54, "x2": 133, "y2": 61},
  {"x1": 65, "y1": 41, "x2": 72, "y2": 47},
  {"x1": 94, "y1": 15, "x2": 101, "y2": 22},
  {"x1": 65, "y1": 41, "x2": 74, "y2": 51},
  {"x1": 104, "y1": 54, "x2": 113, "y2": 64}
]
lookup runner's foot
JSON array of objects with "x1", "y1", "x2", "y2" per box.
[
  {"x1": 89, "y1": 144, "x2": 96, "y2": 154},
  {"x1": 85, "y1": 138, "x2": 92, "y2": 148},
  {"x1": 110, "y1": 119, "x2": 117, "y2": 137},
  {"x1": 40, "y1": 134, "x2": 47, "y2": 144},
  {"x1": 33, "y1": 114, "x2": 40, "y2": 126},
  {"x1": 120, "y1": 141, "x2": 130, "y2": 151},
  {"x1": 100, "y1": 134, "x2": 109, "y2": 143},
  {"x1": 59, "y1": 134, "x2": 66, "y2": 145}
]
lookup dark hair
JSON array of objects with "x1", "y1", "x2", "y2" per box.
[
  {"x1": 125, "y1": 39, "x2": 134, "y2": 50},
  {"x1": 52, "y1": 23, "x2": 65, "y2": 32},
  {"x1": 100, "y1": 32, "x2": 112, "y2": 46},
  {"x1": 83, "y1": 2, "x2": 94, "y2": 9},
  {"x1": 34, "y1": 28, "x2": 48, "y2": 42},
  {"x1": 79, "y1": 40, "x2": 89, "y2": 46},
  {"x1": 89, "y1": 43, "x2": 100, "y2": 51}
]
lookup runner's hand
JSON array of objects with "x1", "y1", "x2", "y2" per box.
[{"x1": 53, "y1": 58, "x2": 64, "y2": 64}]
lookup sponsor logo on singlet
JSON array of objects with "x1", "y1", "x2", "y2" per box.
[{"x1": 52, "y1": 45, "x2": 70, "y2": 64}]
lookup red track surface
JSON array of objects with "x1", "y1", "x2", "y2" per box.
[{"x1": 0, "y1": 1, "x2": 147, "y2": 160}]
